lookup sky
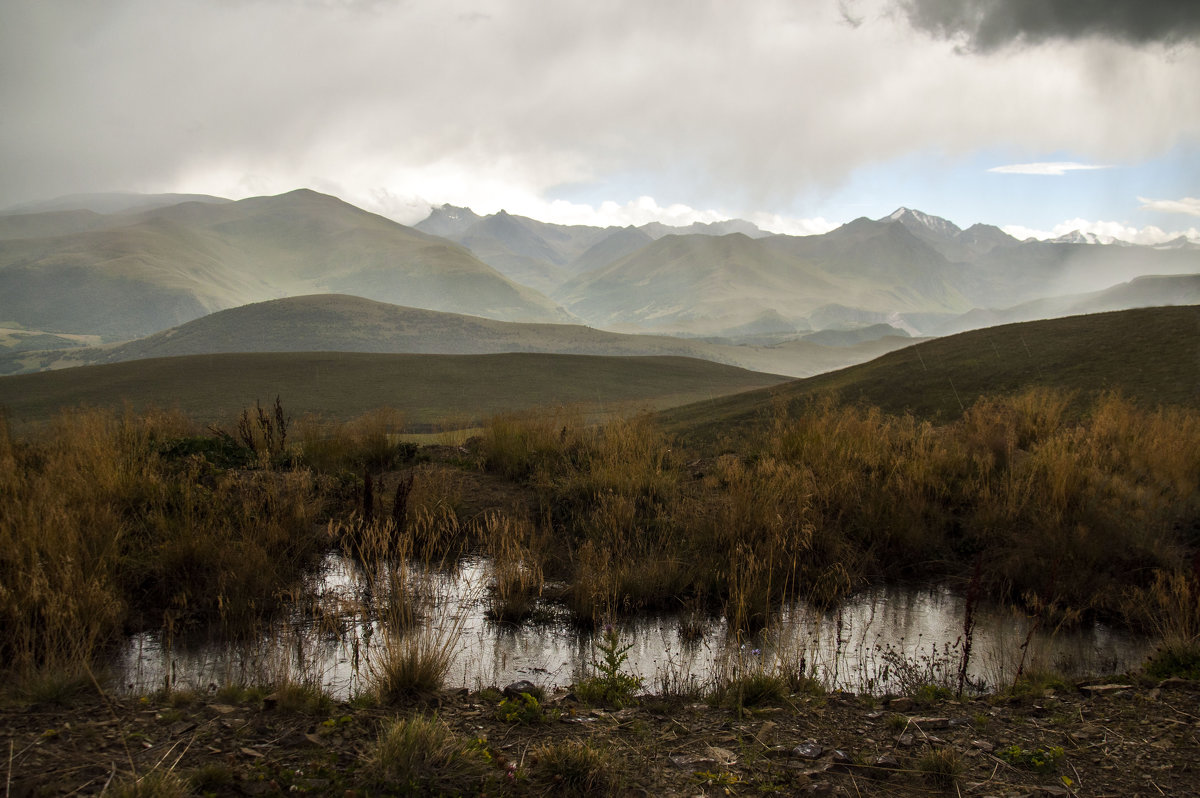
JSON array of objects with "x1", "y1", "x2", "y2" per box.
[{"x1": 2, "y1": 0, "x2": 1199, "y2": 243}]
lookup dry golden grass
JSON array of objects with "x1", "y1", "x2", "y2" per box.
[{"x1": 476, "y1": 388, "x2": 1200, "y2": 628}]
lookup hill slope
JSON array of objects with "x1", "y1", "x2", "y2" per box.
[
  {"x1": 661, "y1": 305, "x2": 1200, "y2": 446},
  {"x1": 0, "y1": 294, "x2": 921, "y2": 379},
  {"x1": 0, "y1": 352, "x2": 791, "y2": 428},
  {"x1": 0, "y1": 191, "x2": 571, "y2": 340}
]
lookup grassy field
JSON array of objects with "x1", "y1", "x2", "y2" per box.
[
  {"x1": 661, "y1": 305, "x2": 1200, "y2": 447},
  {"x1": 0, "y1": 351, "x2": 791, "y2": 430}
]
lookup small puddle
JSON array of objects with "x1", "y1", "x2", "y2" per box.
[{"x1": 115, "y1": 553, "x2": 1151, "y2": 698}]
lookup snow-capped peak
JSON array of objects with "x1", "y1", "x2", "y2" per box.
[
  {"x1": 882, "y1": 207, "x2": 962, "y2": 239},
  {"x1": 1050, "y1": 229, "x2": 1131, "y2": 246}
]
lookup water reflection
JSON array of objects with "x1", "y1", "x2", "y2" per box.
[{"x1": 116, "y1": 553, "x2": 1150, "y2": 698}]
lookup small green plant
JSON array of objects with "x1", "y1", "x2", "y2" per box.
[
  {"x1": 917, "y1": 747, "x2": 964, "y2": 787},
  {"x1": 914, "y1": 683, "x2": 955, "y2": 705},
  {"x1": 998, "y1": 744, "x2": 1064, "y2": 774},
  {"x1": 885, "y1": 713, "x2": 909, "y2": 733},
  {"x1": 694, "y1": 770, "x2": 741, "y2": 787},
  {"x1": 495, "y1": 691, "x2": 549, "y2": 724},
  {"x1": 575, "y1": 625, "x2": 642, "y2": 708}
]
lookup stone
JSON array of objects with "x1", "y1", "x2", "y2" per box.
[
  {"x1": 503, "y1": 680, "x2": 539, "y2": 698},
  {"x1": 1079, "y1": 683, "x2": 1132, "y2": 695},
  {"x1": 792, "y1": 740, "x2": 824, "y2": 760},
  {"x1": 705, "y1": 745, "x2": 737, "y2": 765},
  {"x1": 888, "y1": 697, "x2": 914, "y2": 712},
  {"x1": 908, "y1": 716, "x2": 951, "y2": 728},
  {"x1": 896, "y1": 733, "x2": 914, "y2": 748}
]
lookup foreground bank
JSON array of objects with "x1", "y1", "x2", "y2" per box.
[{"x1": 4, "y1": 673, "x2": 1197, "y2": 796}]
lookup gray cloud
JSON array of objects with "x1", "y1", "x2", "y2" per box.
[
  {"x1": 900, "y1": 0, "x2": 1200, "y2": 50},
  {"x1": 0, "y1": 0, "x2": 1197, "y2": 221}
]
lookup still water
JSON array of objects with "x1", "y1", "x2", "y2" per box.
[{"x1": 117, "y1": 553, "x2": 1150, "y2": 698}]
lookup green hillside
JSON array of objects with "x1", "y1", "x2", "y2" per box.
[
  {"x1": 661, "y1": 305, "x2": 1200, "y2": 446},
  {"x1": 0, "y1": 351, "x2": 790, "y2": 429}
]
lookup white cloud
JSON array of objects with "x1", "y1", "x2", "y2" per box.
[
  {"x1": 987, "y1": 162, "x2": 1112, "y2": 176},
  {"x1": 1002, "y1": 218, "x2": 1200, "y2": 245},
  {"x1": 1138, "y1": 196, "x2": 1200, "y2": 217}
]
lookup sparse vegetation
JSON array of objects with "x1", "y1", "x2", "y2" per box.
[
  {"x1": 364, "y1": 714, "x2": 496, "y2": 795},
  {"x1": 531, "y1": 739, "x2": 617, "y2": 796},
  {"x1": 917, "y1": 746, "x2": 964, "y2": 787}
]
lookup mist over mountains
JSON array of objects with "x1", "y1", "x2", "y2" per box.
[{"x1": 1, "y1": 188, "x2": 1197, "y2": 378}]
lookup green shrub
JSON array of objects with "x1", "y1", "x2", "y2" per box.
[{"x1": 575, "y1": 626, "x2": 642, "y2": 708}]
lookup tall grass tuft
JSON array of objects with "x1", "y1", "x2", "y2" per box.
[
  {"x1": 1130, "y1": 567, "x2": 1200, "y2": 679},
  {"x1": 480, "y1": 511, "x2": 545, "y2": 623}
]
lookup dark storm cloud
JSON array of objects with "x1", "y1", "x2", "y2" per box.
[{"x1": 900, "y1": 0, "x2": 1200, "y2": 50}]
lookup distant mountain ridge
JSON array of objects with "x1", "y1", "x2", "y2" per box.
[
  {"x1": 416, "y1": 201, "x2": 1200, "y2": 336},
  {"x1": 0, "y1": 190, "x2": 573, "y2": 339},
  {"x1": 3, "y1": 188, "x2": 1198, "y2": 356}
]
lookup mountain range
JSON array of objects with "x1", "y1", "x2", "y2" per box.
[
  {"x1": 0, "y1": 190, "x2": 571, "y2": 340},
  {"x1": 1, "y1": 189, "x2": 1197, "y2": 378}
]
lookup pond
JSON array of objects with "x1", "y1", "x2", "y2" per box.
[{"x1": 116, "y1": 553, "x2": 1151, "y2": 698}]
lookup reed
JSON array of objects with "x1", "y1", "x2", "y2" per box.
[{"x1": 0, "y1": 405, "x2": 325, "y2": 681}]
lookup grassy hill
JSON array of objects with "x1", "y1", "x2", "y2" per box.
[
  {"x1": 0, "y1": 351, "x2": 791, "y2": 429},
  {"x1": 0, "y1": 294, "x2": 921, "y2": 379},
  {"x1": 0, "y1": 190, "x2": 571, "y2": 340},
  {"x1": 661, "y1": 305, "x2": 1200, "y2": 447}
]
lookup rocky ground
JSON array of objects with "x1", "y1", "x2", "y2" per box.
[{"x1": 3, "y1": 676, "x2": 1197, "y2": 797}]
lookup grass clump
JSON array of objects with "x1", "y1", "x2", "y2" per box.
[
  {"x1": 1130, "y1": 568, "x2": 1200, "y2": 679},
  {"x1": 364, "y1": 714, "x2": 495, "y2": 795},
  {"x1": 110, "y1": 769, "x2": 190, "y2": 798},
  {"x1": 268, "y1": 679, "x2": 334, "y2": 714},
  {"x1": 719, "y1": 671, "x2": 790, "y2": 709},
  {"x1": 917, "y1": 747, "x2": 964, "y2": 788},
  {"x1": 369, "y1": 627, "x2": 458, "y2": 703},
  {"x1": 531, "y1": 739, "x2": 618, "y2": 796}
]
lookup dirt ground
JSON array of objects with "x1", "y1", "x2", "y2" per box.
[{"x1": 3, "y1": 675, "x2": 1197, "y2": 797}]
